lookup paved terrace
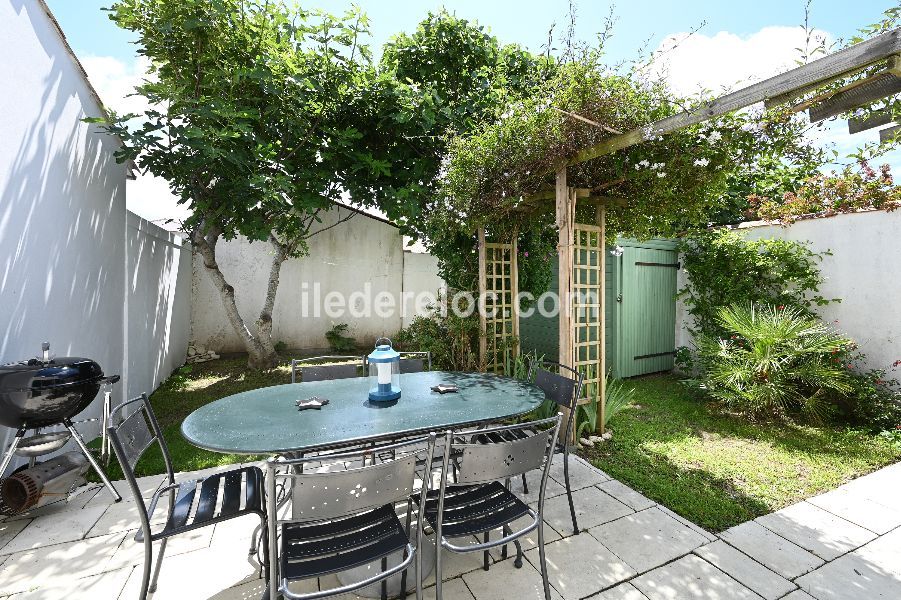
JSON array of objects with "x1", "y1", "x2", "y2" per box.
[{"x1": 0, "y1": 455, "x2": 899, "y2": 599}]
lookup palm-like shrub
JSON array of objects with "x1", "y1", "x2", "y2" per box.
[{"x1": 691, "y1": 304, "x2": 853, "y2": 419}]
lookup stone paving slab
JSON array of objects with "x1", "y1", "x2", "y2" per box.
[
  {"x1": 462, "y1": 556, "x2": 564, "y2": 600},
  {"x1": 597, "y1": 582, "x2": 651, "y2": 600},
  {"x1": 597, "y1": 480, "x2": 657, "y2": 512},
  {"x1": 720, "y1": 521, "x2": 824, "y2": 580},
  {"x1": 781, "y1": 591, "x2": 817, "y2": 600},
  {"x1": 525, "y1": 529, "x2": 635, "y2": 599},
  {"x1": 794, "y1": 528, "x2": 901, "y2": 599},
  {"x1": 0, "y1": 532, "x2": 127, "y2": 596},
  {"x1": 694, "y1": 540, "x2": 796, "y2": 600},
  {"x1": 0, "y1": 505, "x2": 106, "y2": 555},
  {"x1": 807, "y1": 486, "x2": 901, "y2": 535},
  {"x1": 755, "y1": 501, "x2": 877, "y2": 561},
  {"x1": 630, "y1": 555, "x2": 763, "y2": 600},
  {"x1": 6, "y1": 566, "x2": 134, "y2": 600},
  {"x1": 0, "y1": 455, "x2": 898, "y2": 600},
  {"x1": 590, "y1": 506, "x2": 710, "y2": 574},
  {"x1": 541, "y1": 485, "x2": 633, "y2": 534},
  {"x1": 549, "y1": 454, "x2": 610, "y2": 491},
  {"x1": 510, "y1": 467, "x2": 568, "y2": 499}
]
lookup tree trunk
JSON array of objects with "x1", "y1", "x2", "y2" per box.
[{"x1": 191, "y1": 227, "x2": 283, "y2": 369}]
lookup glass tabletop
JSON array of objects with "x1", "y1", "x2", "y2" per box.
[{"x1": 180, "y1": 371, "x2": 546, "y2": 455}]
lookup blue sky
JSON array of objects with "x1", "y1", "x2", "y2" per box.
[
  {"x1": 43, "y1": 0, "x2": 900, "y2": 222},
  {"x1": 47, "y1": 0, "x2": 892, "y2": 65}
]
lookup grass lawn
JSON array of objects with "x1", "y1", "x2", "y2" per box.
[
  {"x1": 100, "y1": 358, "x2": 900, "y2": 534},
  {"x1": 95, "y1": 356, "x2": 295, "y2": 480},
  {"x1": 580, "y1": 374, "x2": 901, "y2": 532}
]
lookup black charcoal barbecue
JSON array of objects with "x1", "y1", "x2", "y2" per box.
[{"x1": 0, "y1": 343, "x2": 122, "y2": 509}]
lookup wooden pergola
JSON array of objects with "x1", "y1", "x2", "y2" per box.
[{"x1": 476, "y1": 28, "x2": 901, "y2": 440}]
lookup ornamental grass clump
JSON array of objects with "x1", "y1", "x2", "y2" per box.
[{"x1": 691, "y1": 304, "x2": 853, "y2": 421}]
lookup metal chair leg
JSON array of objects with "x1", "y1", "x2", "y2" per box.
[
  {"x1": 513, "y1": 539, "x2": 523, "y2": 568},
  {"x1": 138, "y1": 538, "x2": 153, "y2": 600},
  {"x1": 521, "y1": 473, "x2": 529, "y2": 494},
  {"x1": 483, "y1": 531, "x2": 490, "y2": 571},
  {"x1": 562, "y1": 449, "x2": 579, "y2": 535},
  {"x1": 381, "y1": 555, "x2": 388, "y2": 600},
  {"x1": 149, "y1": 537, "x2": 168, "y2": 593},
  {"x1": 537, "y1": 520, "x2": 551, "y2": 600}
]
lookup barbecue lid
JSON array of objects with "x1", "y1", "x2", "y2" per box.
[{"x1": 0, "y1": 355, "x2": 104, "y2": 392}]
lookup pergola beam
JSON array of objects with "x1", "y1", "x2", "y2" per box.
[
  {"x1": 849, "y1": 108, "x2": 894, "y2": 134},
  {"x1": 568, "y1": 28, "x2": 901, "y2": 166}
]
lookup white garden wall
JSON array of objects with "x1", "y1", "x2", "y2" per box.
[
  {"x1": 191, "y1": 208, "x2": 445, "y2": 352},
  {"x1": 676, "y1": 210, "x2": 901, "y2": 382},
  {"x1": 0, "y1": 1, "x2": 192, "y2": 463}
]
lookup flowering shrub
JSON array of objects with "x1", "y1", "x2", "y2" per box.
[{"x1": 749, "y1": 162, "x2": 901, "y2": 225}]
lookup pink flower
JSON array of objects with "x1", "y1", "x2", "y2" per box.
[{"x1": 523, "y1": 251, "x2": 529, "y2": 257}]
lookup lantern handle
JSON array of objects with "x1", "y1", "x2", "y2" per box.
[{"x1": 375, "y1": 337, "x2": 393, "y2": 348}]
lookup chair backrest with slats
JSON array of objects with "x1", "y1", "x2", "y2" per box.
[
  {"x1": 531, "y1": 361, "x2": 582, "y2": 411},
  {"x1": 107, "y1": 395, "x2": 176, "y2": 530},
  {"x1": 289, "y1": 455, "x2": 418, "y2": 522},
  {"x1": 271, "y1": 436, "x2": 435, "y2": 525},
  {"x1": 452, "y1": 423, "x2": 559, "y2": 485},
  {"x1": 454, "y1": 429, "x2": 554, "y2": 485},
  {"x1": 290, "y1": 356, "x2": 364, "y2": 383},
  {"x1": 399, "y1": 358, "x2": 425, "y2": 374}
]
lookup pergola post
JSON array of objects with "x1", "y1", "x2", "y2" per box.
[
  {"x1": 511, "y1": 230, "x2": 520, "y2": 358},
  {"x1": 555, "y1": 167, "x2": 576, "y2": 443},
  {"x1": 597, "y1": 202, "x2": 606, "y2": 435},
  {"x1": 477, "y1": 227, "x2": 487, "y2": 371}
]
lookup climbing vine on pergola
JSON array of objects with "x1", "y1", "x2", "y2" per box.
[{"x1": 429, "y1": 30, "x2": 901, "y2": 439}]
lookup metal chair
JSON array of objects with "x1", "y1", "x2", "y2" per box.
[
  {"x1": 424, "y1": 415, "x2": 562, "y2": 600},
  {"x1": 107, "y1": 394, "x2": 267, "y2": 600},
  {"x1": 266, "y1": 434, "x2": 437, "y2": 600},
  {"x1": 472, "y1": 360, "x2": 584, "y2": 534},
  {"x1": 363, "y1": 351, "x2": 432, "y2": 374},
  {"x1": 290, "y1": 356, "x2": 364, "y2": 383}
]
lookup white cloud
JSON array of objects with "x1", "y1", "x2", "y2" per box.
[
  {"x1": 648, "y1": 26, "x2": 833, "y2": 97},
  {"x1": 80, "y1": 54, "x2": 153, "y2": 116},
  {"x1": 649, "y1": 26, "x2": 901, "y2": 173},
  {"x1": 79, "y1": 54, "x2": 189, "y2": 222}
]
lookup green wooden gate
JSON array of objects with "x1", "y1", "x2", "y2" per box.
[
  {"x1": 519, "y1": 238, "x2": 677, "y2": 378},
  {"x1": 614, "y1": 240, "x2": 678, "y2": 378}
]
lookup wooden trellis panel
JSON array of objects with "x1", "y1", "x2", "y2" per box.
[
  {"x1": 482, "y1": 240, "x2": 518, "y2": 373},
  {"x1": 571, "y1": 223, "x2": 604, "y2": 408}
]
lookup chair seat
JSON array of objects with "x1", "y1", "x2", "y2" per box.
[
  {"x1": 417, "y1": 481, "x2": 531, "y2": 538},
  {"x1": 137, "y1": 465, "x2": 265, "y2": 542},
  {"x1": 280, "y1": 504, "x2": 409, "y2": 581}
]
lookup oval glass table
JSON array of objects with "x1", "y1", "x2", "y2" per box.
[
  {"x1": 181, "y1": 371, "x2": 545, "y2": 455},
  {"x1": 181, "y1": 371, "x2": 545, "y2": 599}
]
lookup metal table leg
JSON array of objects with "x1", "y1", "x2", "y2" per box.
[{"x1": 63, "y1": 420, "x2": 122, "y2": 502}]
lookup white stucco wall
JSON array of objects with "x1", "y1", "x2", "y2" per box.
[
  {"x1": 191, "y1": 208, "x2": 445, "y2": 351},
  {"x1": 125, "y1": 213, "x2": 192, "y2": 401},
  {"x1": 0, "y1": 2, "x2": 192, "y2": 464},
  {"x1": 676, "y1": 210, "x2": 901, "y2": 382},
  {"x1": 1, "y1": 0, "x2": 127, "y2": 449},
  {"x1": 401, "y1": 252, "x2": 446, "y2": 328}
]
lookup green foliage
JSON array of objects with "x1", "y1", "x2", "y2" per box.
[
  {"x1": 273, "y1": 341, "x2": 288, "y2": 353},
  {"x1": 393, "y1": 302, "x2": 479, "y2": 372},
  {"x1": 98, "y1": 0, "x2": 382, "y2": 251},
  {"x1": 575, "y1": 375, "x2": 636, "y2": 439},
  {"x1": 690, "y1": 304, "x2": 853, "y2": 420},
  {"x1": 677, "y1": 228, "x2": 836, "y2": 339},
  {"x1": 325, "y1": 323, "x2": 356, "y2": 353},
  {"x1": 837, "y1": 357, "x2": 901, "y2": 432},
  {"x1": 424, "y1": 35, "x2": 823, "y2": 295}
]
